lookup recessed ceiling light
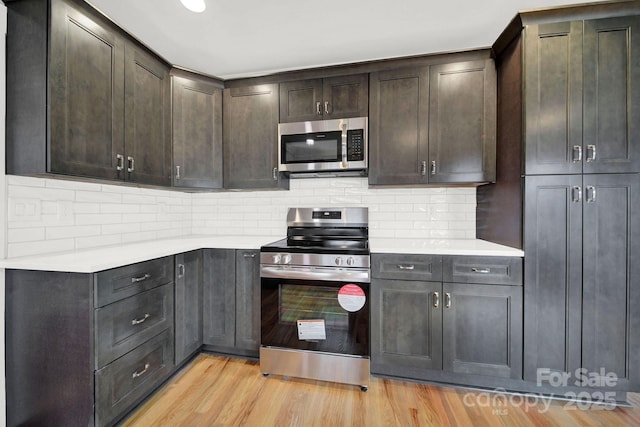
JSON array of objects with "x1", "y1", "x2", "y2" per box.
[{"x1": 180, "y1": 0, "x2": 206, "y2": 13}]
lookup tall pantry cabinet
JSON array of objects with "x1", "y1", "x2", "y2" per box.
[{"x1": 477, "y1": 2, "x2": 640, "y2": 392}]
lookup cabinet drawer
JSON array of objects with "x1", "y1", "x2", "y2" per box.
[
  {"x1": 372, "y1": 254, "x2": 442, "y2": 281},
  {"x1": 96, "y1": 284, "x2": 174, "y2": 368},
  {"x1": 95, "y1": 256, "x2": 174, "y2": 307},
  {"x1": 95, "y1": 329, "x2": 174, "y2": 427},
  {"x1": 443, "y1": 256, "x2": 522, "y2": 285}
]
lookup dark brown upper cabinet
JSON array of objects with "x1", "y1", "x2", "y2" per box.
[
  {"x1": 7, "y1": 0, "x2": 171, "y2": 186},
  {"x1": 279, "y1": 74, "x2": 368, "y2": 123},
  {"x1": 223, "y1": 84, "x2": 289, "y2": 190},
  {"x1": 172, "y1": 71, "x2": 223, "y2": 189},
  {"x1": 368, "y1": 66, "x2": 430, "y2": 185},
  {"x1": 369, "y1": 57, "x2": 496, "y2": 186},
  {"x1": 524, "y1": 16, "x2": 640, "y2": 175},
  {"x1": 428, "y1": 60, "x2": 497, "y2": 183}
]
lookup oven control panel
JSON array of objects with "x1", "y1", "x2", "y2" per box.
[{"x1": 260, "y1": 252, "x2": 370, "y2": 269}]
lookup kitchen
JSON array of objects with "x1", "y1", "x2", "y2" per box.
[{"x1": 0, "y1": 0, "x2": 639, "y2": 425}]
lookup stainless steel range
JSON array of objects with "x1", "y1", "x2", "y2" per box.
[{"x1": 260, "y1": 207, "x2": 370, "y2": 391}]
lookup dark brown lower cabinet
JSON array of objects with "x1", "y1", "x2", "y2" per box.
[
  {"x1": 175, "y1": 250, "x2": 203, "y2": 365},
  {"x1": 5, "y1": 257, "x2": 175, "y2": 427},
  {"x1": 371, "y1": 254, "x2": 523, "y2": 382},
  {"x1": 202, "y1": 249, "x2": 261, "y2": 357},
  {"x1": 525, "y1": 174, "x2": 640, "y2": 391},
  {"x1": 442, "y1": 282, "x2": 522, "y2": 378}
]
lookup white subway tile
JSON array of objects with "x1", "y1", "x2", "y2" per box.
[
  {"x1": 8, "y1": 227, "x2": 45, "y2": 243},
  {"x1": 76, "y1": 190, "x2": 122, "y2": 203},
  {"x1": 101, "y1": 223, "x2": 141, "y2": 235},
  {"x1": 46, "y1": 225, "x2": 101, "y2": 240},
  {"x1": 75, "y1": 234, "x2": 122, "y2": 249},
  {"x1": 8, "y1": 238, "x2": 75, "y2": 258},
  {"x1": 7, "y1": 175, "x2": 46, "y2": 187},
  {"x1": 75, "y1": 213, "x2": 123, "y2": 225},
  {"x1": 9, "y1": 185, "x2": 75, "y2": 201}
]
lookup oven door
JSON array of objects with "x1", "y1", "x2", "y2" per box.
[{"x1": 261, "y1": 273, "x2": 369, "y2": 357}]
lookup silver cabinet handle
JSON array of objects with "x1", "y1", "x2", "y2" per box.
[
  {"x1": 116, "y1": 154, "x2": 124, "y2": 171},
  {"x1": 131, "y1": 313, "x2": 150, "y2": 325},
  {"x1": 243, "y1": 252, "x2": 257, "y2": 258},
  {"x1": 433, "y1": 291, "x2": 440, "y2": 308},
  {"x1": 176, "y1": 165, "x2": 181, "y2": 180},
  {"x1": 572, "y1": 186, "x2": 582, "y2": 203},
  {"x1": 131, "y1": 273, "x2": 151, "y2": 283},
  {"x1": 445, "y1": 293, "x2": 452, "y2": 309},
  {"x1": 127, "y1": 156, "x2": 135, "y2": 173},
  {"x1": 316, "y1": 101, "x2": 322, "y2": 115},
  {"x1": 431, "y1": 161, "x2": 436, "y2": 175},
  {"x1": 272, "y1": 167, "x2": 278, "y2": 181},
  {"x1": 132, "y1": 362, "x2": 150, "y2": 379},
  {"x1": 572, "y1": 145, "x2": 582, "y2": 163},
  {"x1": 421, "y1": 161, "x2": 427, "y2": 176},
  {"x1": 177, "y1": 263, "x2": 185, "y2": 278},
  {"x1": 397, "y1": 264, "x2": 415, "y2": 270},
  {"x1": 324, "y1": 101, "x2": 330, "y2": 115},
  {"x1": 471, "y1": 267, "x2": 491, "y2": 274},
  {"x1": 586, "y1": 186, "x2": 597, "y2": 203},
  {"x1": 587, "y1": 145, "x2": 597, "y2": 162}
]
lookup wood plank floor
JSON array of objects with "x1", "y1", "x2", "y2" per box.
[{"x1": 122, "y1": 354, "x2": 640, "y2": 427}]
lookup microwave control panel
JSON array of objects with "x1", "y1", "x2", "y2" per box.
[{"x1": 346, "y1": 129, "x2": 365, "y2": 161}]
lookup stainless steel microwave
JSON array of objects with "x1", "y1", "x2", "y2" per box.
[{"x1": 278, "y1": 117, "x2": 368, "y2": 176}]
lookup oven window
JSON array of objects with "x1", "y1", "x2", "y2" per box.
[{"x1": 280, "y1": 284, "x2": 347, "y2": 328}]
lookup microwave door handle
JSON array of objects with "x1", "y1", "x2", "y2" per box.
[{"x1": 341, "y1": 124, "x2": 348, "y2": 167}]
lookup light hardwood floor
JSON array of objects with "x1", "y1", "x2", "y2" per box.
[{"x1": 122, "y1": 354, "x2": 640, "y2": 426}]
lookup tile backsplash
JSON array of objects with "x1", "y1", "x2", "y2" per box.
[{"x1": 6, "y1": 176, "x2": 476, "y2": 258}]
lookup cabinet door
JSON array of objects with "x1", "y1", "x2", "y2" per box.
[
  {"x1": 368, "y1": 67, "x2": 430, "y2": 185},
  {"x1": 49, "y1": 0, "x2": 125, "y2": 180},
  {"x1": 279, "y1": 79, "x2": 323, "y2": 123},
  {"x1": 235, "y1": 250, "x2": 261, "y2": 353},
  {"x1": 428, "y1": 60, "x2": 496, "y2": 183},
  {"x1": 322, "y1": 74, "x2": 369, "y2": 120},
  {"x1": 371, "y1": 279, "x2": 442, "y2": 376},
  {"x1": 523, "y1": 175, "x2": 582, "y2": 382},
  {"x1": 172, "y1": 75, "x2": 223, "y2": 189},
  {"x1": 224, "y1": 84, "x2": 287, "y2": 189},
  {"x1": 582, "y1": 174, "x2": 640, "y2": 390},
  {"x1": 175, "y1": 251, "x2": 203, "y2": 364},
  {"x1": 442, "y1": 283, "x2": 522, "y2": 379},
  {"x1": 124, "y1": 44, "x2": 171, "y2": 186},
  {"x1": 583, "y1": 16, "x2": 640, "y2": 174},
  {"x1": 202, "y1": 249, "x2": 236, "y2": 347},
  {"x1": 524, "y1": 22, "x2": 583, "y2": 175}
]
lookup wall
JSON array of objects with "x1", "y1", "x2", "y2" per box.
[
  {"x1": 6, "y1": 176, "x2": 192, "y2": 258},
  {"x1": 192, "y1": 178, "x2": 477, "y2": 240},
  {"x1": 6, "y1": 177, "x2": 477, "y2": 258}
]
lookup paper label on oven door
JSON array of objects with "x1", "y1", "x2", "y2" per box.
[
  {"x1": 297, "y1": 319, "x2": 326, "y2": 341},
  {"x1": 338, "y1": 284, "x2": 366, "y2": 312}
]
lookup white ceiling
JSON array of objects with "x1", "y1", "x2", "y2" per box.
[{"x1": 86, "y1": 0, "x2": 598, "y2": 80}]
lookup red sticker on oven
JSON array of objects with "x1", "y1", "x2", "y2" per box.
[{"x1": 338, "y1": 284, "x2": 366, "y2": 312}]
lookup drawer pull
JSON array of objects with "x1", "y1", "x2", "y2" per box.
[
  {"x1": 132, "y1": 362, "x2": 150, "y2": 379},
  {"x1": 131, "y1": 313, "x2": 150, "y2": 325},
  {"x1": 445, "y1": 292, "x2": 452, "y2": 309},
  {"x1": 397, "y1": 264, "x2": 415, "y2": 270},
  {"x1": 433, "y1": 292, "x2": 440, "y2": 308},
  {"x1": 471, "y1": 267, "x2": 491, "y2": 274},
  {"x1": 243, "y1": 252, "x2": 257, "y2": 258},
  {"x1": 131, "y1": 273, "x2": 151, "y2": 283}
]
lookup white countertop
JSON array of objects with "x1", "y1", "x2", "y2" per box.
[
  {"x1": 0, "y1": 235, "x2": 523, "y2": 273},
  {"x1": 0, "y1": 235, "x2": 277, "y2": 273},
  {"x1": 369, "y1": 238, "x2": 524, "y2": 257}
]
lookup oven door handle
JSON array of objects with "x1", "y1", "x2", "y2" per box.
[{"x1": 260, "y1": 265, "x2": 370, "y2": 283}]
